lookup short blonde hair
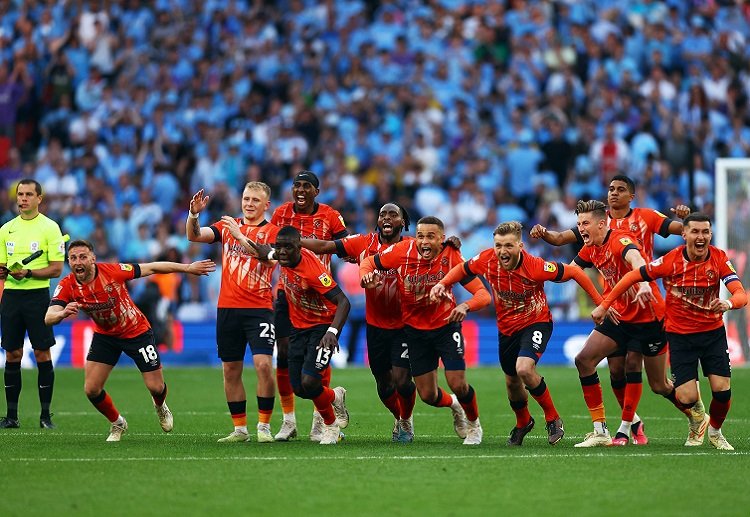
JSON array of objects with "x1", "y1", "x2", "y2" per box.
[
  {"x1": 493, "y1": 221, "x2": 523, "y2": 238},
  {"x1": 244, "y1": 181, "x2": 271, "y2": 199}
]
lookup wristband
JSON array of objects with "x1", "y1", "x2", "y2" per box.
[
  {"x1": 266, "y1": 249, "x2": 276, "y2": 260},
  {"x1": 727, "y1": 300, "x2": 733, "y2": 310},
  {"x1": 327, "y1": 327, "x2": 339, "y2": 336},
  {"x1": 188, "y1": 211, "x2": 199, "y2": 219}
]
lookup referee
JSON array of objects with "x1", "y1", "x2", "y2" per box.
[{"x1": 0, "y1": 179, "x2": 65, "y2": 429}]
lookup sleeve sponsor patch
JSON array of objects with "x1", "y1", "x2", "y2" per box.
[
  {"x1": 58, "y1": 241, "x2": 65, "y2": 253},
  {"x1": 654, "y1": 210, "x2": 667, "y2": 218},
  {"x1": 338, "y1": 215, "x2": 346, "y2": 227},
  {"x1": 120, "y1": 264, "x2": 134, "y2": 271},
  {"x1": 52, "y1": 284, "x2": 62, "y2": 297},
  {"x1": 318, "y1": 272, "x2": 332, "y2": 287},
  {"x1": 649, "y1": 257, "x2": 663, "y2": 267},
  {"x1": 727, "y1": 260, "x2": 737, "y2": 274},
  {"x1": 619, "y1": 237, "x2": 633, "y2": 246},
  {"x1": 543, "y1": 261, "x2": 557, "y2": 273}
]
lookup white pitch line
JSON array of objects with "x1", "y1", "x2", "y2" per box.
[{"x1": 3, "y1": 451, "x2": 748, "y2": 463}]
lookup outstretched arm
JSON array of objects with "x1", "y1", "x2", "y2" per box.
[
  {"x1": 139, "y1": 259, "x2": 216, "y2": 277},
  {"x1": 359, "y1": 255, "x2": 382, "y2": 288},
  {"x1": 559, "y1": 265, "x2": 603, "y2": 305},
  {"x1": 591, "y1": 268, "x2": 646, "y2": 324},
  {"x1": 301, "y1": 238, "x2": 338, "y2": 255},
  {"x1": 529, "y1": 225, "x2": 578, "y2": 246},
  {"x1": 446, "y1": 277, "x2": 491, "y2": 323},
  {"x1": 430, "y1": 262, "x2": 469, "y2": 302}
]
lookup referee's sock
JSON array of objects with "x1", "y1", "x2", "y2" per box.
[
  {"x1": 37, "y1": 360, "x2": 54, "y2": 419},
  {"x1": 4, "y1": 361, "x2": 22, "y2": 420}
]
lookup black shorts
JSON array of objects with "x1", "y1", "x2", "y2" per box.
[
  {"x1": 1, "y1": 288, "x2": 55, "y2": 351},
  {"x1": 216, "y1": 308, "x2": 275, "y2": 361},
  {"x1": 498, "y1": 322, "x2": 553, "y2": 376},
  {"x1": 273, "y1": 290, "x2": 292, "y2": 340},
  {"x1": 403, "y1": 323, "x2": 465, "y2": 377},
  {"x1": 288, "y1": 324, "x2": 331, "y2": 389},
  {"x1": 667, "y1": 327, "x2": 731, "y2": 388},
  {"x1": 366, "y1": 324, "x2": 410, "y2": 376},
  {"x1": 86, "y1": 329, "x2": 161, "y2": 372},
  {"x1": 595, "y1": 319, "x2": 667, "y2": 357}
]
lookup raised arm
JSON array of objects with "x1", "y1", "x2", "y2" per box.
[
  {"x1": 138, "y1": 259, "x2": 216, "y2": 277},
  {"x1": 186, "y1": 189, "x2": 217, "y2": 243},
  {"x1": 529, "y1": 225, "x2": 578, "y2": 246}
]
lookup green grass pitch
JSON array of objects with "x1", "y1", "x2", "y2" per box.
[{"x1": 2, "y1": 366, "x2": 749, "y2": 516}]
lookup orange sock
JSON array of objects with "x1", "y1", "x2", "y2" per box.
[
  {"x1": 430, "y1": 388, "x2": 453, "y2": 408},
  {"x1": 622, "y1": 373, "x2": 643, "y2": 422},
  {"x1": 276, "y1": 368, "x2": 295, "y2": 414},
  {"x1": 321, "y1": 366, "x2": 332, "y2": 388},
  {"x1": 610, "y1": 377, "x2": 626, "y2": 409},
  {"x1": 311, "y1": 387, "x2": 336, "y2": 425},
  {"x1": 381, "y1": 390, "x2": 401, "y2": 419},
  {"x1": 528, "y1": 379, "x2": 559, "y2": 422},
  {"x1": 509, "y1": 399, "x2": 532, "y2": 428},
  {"x1": 581, "y1": 374, "x2": 606, "y2": 423},
  {"x1": 398, "y1": 384, "x2": 416, "y2": 419},
  {"x1": 257, "y1": 396, "x2": 274, "y2": 425},
  {"x1": 89, "y1": 390, "x2": 120, "y2": 423},
  {"x1": 457, "y1": 386, "x2": 479, "y2": 421}
]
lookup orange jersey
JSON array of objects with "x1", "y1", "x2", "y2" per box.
[
  {"x1": 210, "y1": 218, "x2": 279, "y2": 309},
  {"x1": 374, "y1": 240, "x2": 466, "y2": 330},
  {"x1": 575, "y1": 229, "x2": 665, "y2": 323},
  {"x1": 281, "y1": 248, "x2": 341, "y2": 329},
  {"x1": 641, "y1": 245, "x2": 740, "y2": 334},
  {"x1": 336, "y1": 233, "x2": 413, "y2": 329},
  {"x1": 51, "y1": 263, "x2": 151, "y2": 338},
  {"x1": 271, "y1": 202, "x2": 348, "y2": 272},
  {"x1": 466, "y1": 249, "x2": 563, "y2": 335},
  {"x1": 574, "y1": 207, "x2": 673, "y2": 260}
]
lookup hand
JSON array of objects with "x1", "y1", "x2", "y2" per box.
[
  {"x1": 0, "y1": 266, "x2": 7, "y2": 280},
  {"x1": 529, "y1": 224, "x2": 547, "y2": 239},
  {"x1": 709, "y1": 299, "x2": 732, "y2": 313},
  {"x1": 243, "y1": 239, "x2": 273, "y2": 260},
  {"x1": 605, "y1": 307, "x2": 621, "y2": 325},
  {"x1": 430, "y1": 283, "x2": 448, "y2": 303},
  {"x1": 360, "y1": 271, "x2": 382, "y2": 289},
  {"x1": 445, "y1": 235, "x2": 462, "y2": 249},
  {"x1": 634, "y1": 283, "x2": 655, "y2": 308},
  {"x1": 591, "y1": 305, "x2": 607, "y2": 325},
  {"x1": 186, "y1": 259, "x2": 216, "y2": 276},
  {"x1": 341, "y1": 255, "x2": 358, "y2": 264},
  {"x1": 221, "y1": 215, "x2": 244, "y2": 241},
  {"x1": 318, "y1": 331, "x2": 340, "y2": 353},
  {"x1": 670, "y1": 204, "x2": 691, "y2": 219},
  {"x1": 10, "y1": 268, "x2": 30, "y2": 281},
  {"x1": 446, "y1": 303, "x2": 469, "y2": 323},
  {"x1": 189, "y1": 189, "x2": 210, "y2": 215},
  {"x1": 61, "y1": 302, "x2": 79, "y2": 319}
]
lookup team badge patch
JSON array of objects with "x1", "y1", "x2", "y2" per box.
[
  {"x1": 543, "y1": 262, "x2": 557, "y2": 273},
  {"x1": 120, "y1": 264, "x2": 133, "y2": 271},
  {"x1": 619, "y1": 237, "x2": 633, "y2": 246},
  {"x1": 318, "y1": 273, "x2": 332, "y2": 287}
]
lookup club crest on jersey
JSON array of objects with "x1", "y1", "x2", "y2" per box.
[
  {"x1": 706, "y1": 270, "x2": 716, "y2": 281},
  {"x1": 318, "y1": 273, "x2": 332, "y2": 287},
  {"x1": 630, "y1": 223, "x2": 639, "y2": 233},
  {"x1": 441, "y1": 257, "x2": 449, "y2": 267},
  {"x1": 314, "y1": 219, "x2": 322, "y2": 228},
  {"x1": 727, "y1": 260, "x2": 737, "y2": 274},
  {"x1": 543, "y1": 262, "x2": 557, "y2": 273},
  {"x1": 257, "y1": 232, "x2": 265, "y2": 240},
  {"x1": 619, "y1": 237, "x2": 633, "y2": 246},
  {"x1": 120, "y1": 264, "x2": 133, "y2": 271}
]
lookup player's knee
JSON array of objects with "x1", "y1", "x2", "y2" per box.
[
  {"x1": 254, "y1": 360, "x2": 273, "y2": 381},
  {"x1": 417, "y1": 386, "x2": 437, "y2": 404},
  {"x1": 300, "y1": 376, "x2": 321, "y2": 398},
  {"x1": 515, "y1": 363, "x2": 536, "y2": 382},
  {"x1": 83, "y1": 382, "x2": 103, "y2": 399},
  {"x1": 447, "y1": 379, "x2": 468, "y2": 398},
  {"x1": 648, "y1": 378, "x2": 670, "y2": 395}
]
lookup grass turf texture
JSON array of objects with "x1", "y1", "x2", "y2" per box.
[{"x1": 2, "y1": 366, "x2": 749, "y2": 516}]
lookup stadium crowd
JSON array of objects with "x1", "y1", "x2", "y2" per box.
[{"x1": 1, "y1": 0, "x2": 749, "y2": 320}]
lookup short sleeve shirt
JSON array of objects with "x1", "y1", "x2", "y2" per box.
[
  {"x1": 280, "y1": 248, "x2": 341, "y2": 329},
  {"x1": 0, "y1": 213, "x2": 65, "y2": 289}
]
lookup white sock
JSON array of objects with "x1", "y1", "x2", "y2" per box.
[
  {"x1": 235, "y1": 425, "x2": 248, "y2": 434},
  {"x1": 594, "y1": 421, "x2": 608, "y2": 435},
  {"x1": 283, "y1": 412, "x2": 296, "y2": 423},
  {"x1": 617, "y1": 421, "x2": 632, "y2": 436},
  {"x1": 708, "y1": 425, "x2": 720, "y2": 436},
  {"x1": 632, "y1": 413, "x2": 641, "y2": 425}
]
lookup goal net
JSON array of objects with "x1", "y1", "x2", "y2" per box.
[{"x1": 715, "y1": 158, "x2": 750, "y2": 366}]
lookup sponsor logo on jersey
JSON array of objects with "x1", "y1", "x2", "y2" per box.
[
  {"x1": 338, "y1": 215, "x2": 346, "y2": 227},
  {"x1": 53, "y1": 284, "x2": 62, "y2": 297},
  {"x1": 650, "y1": 257, "x2": 664, "y2": 267},
  {"x1": 318, "y1": 273, "x2": 332, "y2": 287},
  {"x1": 543, "y1": 261, "x2": 557, "y2": 273}
]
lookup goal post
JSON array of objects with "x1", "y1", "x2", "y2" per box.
[{"x1": 715, "y1": 158, "x2": 750, "y2": 365}]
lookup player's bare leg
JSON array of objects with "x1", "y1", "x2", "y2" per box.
[
  {"x1": 612, "y1": 352, "x2": 646, "y2": 446},
  {"x1": 143, "y1": 369, "x2": 172, "y2": 433},
  {"x1": 84, "y1": 361, "x2": 127, "y2": 441},
  {"x1": 413, "y1": 370, "x2": 467, "y2": 439}
]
